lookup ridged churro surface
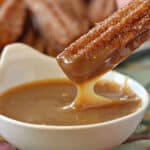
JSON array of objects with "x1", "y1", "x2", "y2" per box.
[
  {"x1": 0, "y1": 0, "x2": 26, "y2": 48},
  {"x1": 89, "y1": 0, "x2": 117, "y2": 23},
  {"x1": 25, "y1": 0, "x2": 90, "y2": 55},
  {"x1": 57, "y1": 0, "x2": 150, "y2": 83}
]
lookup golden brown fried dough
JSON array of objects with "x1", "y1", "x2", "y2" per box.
[
  {"x1": 57, "y1": 0, "x2": 150, "y2": 83},
  {"x1": 45, "y1": 44, "x2": 57, "y2": 57},
  {"x1": 20, "y1": 25, "x2": 35, "y2": 47},
  {"x1": 89, "y1": 0, "x2": 117, "y2": 23},
  {"x1": 25, "y1": 0, "x2": 90, "y2": 56},
  {"x1": 0, "y1": 0, "x2": 4, "y2": 5},
  {"x1": 0, "y1": 0, "x2": 26, "y2": 48},
  {"x1": 33, "y1": 35, "x2": 46, "y2": 53},
  {"x1": 20, "y1": 23, "x2": 45, "y2": 53}
]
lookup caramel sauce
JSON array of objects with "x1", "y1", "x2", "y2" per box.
[
  {"x1": 0, "y1": 79, "x2": 141, "y2": 125},
  {"x1": 64, "y1": 76, "x2": 129, "y2": 110}
]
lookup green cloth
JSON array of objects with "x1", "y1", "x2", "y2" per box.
[{"x1": 115, "y1": 49, "x2": 150, "y2": 149}]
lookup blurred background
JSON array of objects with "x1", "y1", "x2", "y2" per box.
[
  {"x1": 0, "y1": 0, "x2": 149, "y2": 57},
  {"x1": 0, "y1": 0, "x2": 150, "y2": 149}
]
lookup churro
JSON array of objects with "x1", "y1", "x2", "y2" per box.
[
  {"x1": 0, "y1": 0, "x2": 26, "y2": 48},
  {"x1": 25, "y1": 0, "x2": 90, "y2": 55},
  {"x1": 57, "y1": 0, "x2": 150, "y2": 83},
  {"x1": 89, "y1": 0, "x2": 117, "y2": 23}
]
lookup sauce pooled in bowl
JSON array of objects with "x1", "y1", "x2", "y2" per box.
[{"x1": 0, "y1": 79, "x2": 141, "y2": 126}]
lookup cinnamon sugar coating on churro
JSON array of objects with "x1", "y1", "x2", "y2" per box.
[
  {"x1": 0, "y1": 0, "x2": 26, "y2": 48},
  {"x1": 57, "y1": 0, "x2": 150, "y2": 83}
]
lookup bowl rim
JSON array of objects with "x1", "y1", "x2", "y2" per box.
[{"x1": 0, "y1": 71, "x2": 149, "y2": 130}]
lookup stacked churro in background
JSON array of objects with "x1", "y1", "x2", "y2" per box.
[
  {"x1": 0, "y1": 0, "x2": 26, "y2": 49},
  {"x1": 0, "y1": 0, "x2": 149, "y2": 58},
  {"x1": 0, "y1": 0, "x2": 118, "y2": 56},
  {"x1": 88, "y1": 0, "x2": 117, "y2": 23}
]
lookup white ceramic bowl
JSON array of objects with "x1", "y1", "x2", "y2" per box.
[{"x1": 0, "y1": 44, "x2": 149, "y2": 150}]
